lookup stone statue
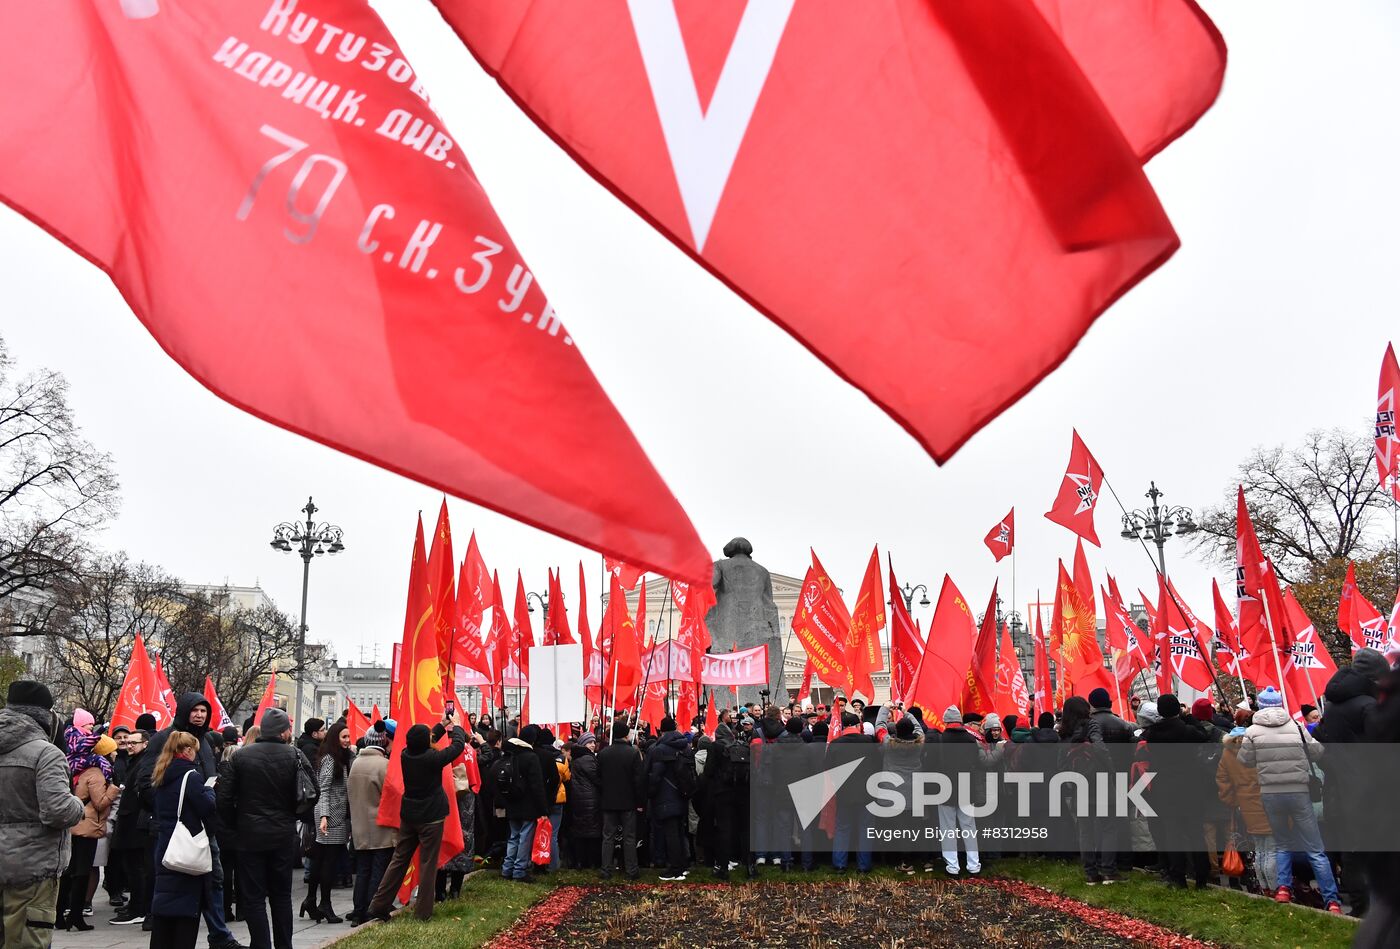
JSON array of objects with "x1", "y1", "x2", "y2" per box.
[{"x1": 706, "y1": 537, "x2": 783, "y2": 706}]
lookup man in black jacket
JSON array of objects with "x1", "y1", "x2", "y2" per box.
[
  {"x1": 1087, "y1": 688, "x2": 1135, "y2": 882},
  {"x1": 827, "y1": 712, "x2": 877, "y2": 873},
  {"x1": 646, "y1": 718, "x2": 691, "y2": 880},
  {"x1": 367, "y1": 713, "x2": 467, "y2": 919},
  {"x1": 138, "y1": 691, "x2": 240, "y2": 948},
  {"x1": 109, "y1": 729, "x2": 153, "y2": 926},
  {"x1": 1315, "y1": 647, "x2": 1387, "y2": 915},
  {"x1": 216, "y1": 707, "x2": 306, "y2": 949},
  {"x1": 1139, "y1": 694, "x2": 1209, "y2": 889},
  {"x1": 597, "y1": 722, "x2": 644, "y2": 880}
]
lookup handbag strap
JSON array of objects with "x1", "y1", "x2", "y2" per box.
[
  {"x1": 176, "y1": 768, "x2": 192, "y2": 824},
  {"x1": 1293, "y1": 723, "x2": 1322, "y2": 779}
]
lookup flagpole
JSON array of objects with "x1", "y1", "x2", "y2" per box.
[
  {"x1": 1258, "y1": 589, "x2": 1291, "y2": 712},
  {"x1": 664, "y1": 580, "x2": 675, "y2": 716},
  {"x1": 1101, "y1": 472, "x2": 1228, "y2": 703}
]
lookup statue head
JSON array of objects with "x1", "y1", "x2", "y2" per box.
[{"x1": 722, "y1": 537, "x2": 754, "y2": 559}]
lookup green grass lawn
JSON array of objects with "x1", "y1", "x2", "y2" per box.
[
  {"x1": 336, "y1": 860, "x2": 1359, "y2": 949},
  {"x1": 991, "y1": 857, "x2": 1358, "y2": 949}
]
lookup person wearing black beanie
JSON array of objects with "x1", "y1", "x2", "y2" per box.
[
  {"x1": 1139, "y1": 692, "x2": 1208, "y2": 889},
  {"x1": 134, "y1": 712, "x2": 158, "y2": 733}
]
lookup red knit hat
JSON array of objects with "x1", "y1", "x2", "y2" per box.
[{"x1": 1191, "y1": 697, "x2": 1214, "y2": 722}]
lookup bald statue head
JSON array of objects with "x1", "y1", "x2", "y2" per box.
[{"x1": 723, "y1": 537, "x2": 754, "y2": 558}]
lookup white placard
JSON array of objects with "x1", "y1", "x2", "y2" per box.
[{"x1": 527, "y1": 643, "x2": 585, "y2": 723}]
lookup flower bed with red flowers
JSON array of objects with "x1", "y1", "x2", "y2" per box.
[{"x1": 485, "y1": 878, "x2": 1215, "y2": 948}]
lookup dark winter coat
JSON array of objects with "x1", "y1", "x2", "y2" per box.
[
  {"x1": 1315, "y1": 666, "x2": 1379, "y2": 836},
  {"x1": 138, "y1": 693, "x2": 219, "y2": 819},
  {"x1": 111, "y1": 747, "x2": 155, "y2": 850},
  {"x1": 215, "y1": 737, "x2": 302, "y2": 852},
  {"x1": 535, "y1": 743, "x2": 562, "y2": 808},
  {"x1": 502, "y1": 738, "x2": 548, "y2": 822},
  {"x1": 645, "y1": 731, "x2": 690, "y2": 820},
  {"x1": 400, "y1": 725, "x2": 467, "y2": 826},
  {"x1": 826, "y1": 731, "x2": 878, "y2": 808},
  {"x1": 566, "y1": 747, "x2": 603, "y2": 838},
  {"x1": 1139, "y1": 714, "x2": 1208, "y2": 818},
  {"x1": 597, "y1": 740, "x2": 645, "y2": 812},
  {"x1": 151, "y1": 757, "x2": 216, "y2": 918}
]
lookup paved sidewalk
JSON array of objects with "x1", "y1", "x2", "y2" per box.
[{"x1": 54, "y1": 879, "x2": 350, "y2": 949}]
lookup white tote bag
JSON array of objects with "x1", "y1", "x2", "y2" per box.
[{"x1": 161, "y1": 770, "x2": 213, "y2": 875}]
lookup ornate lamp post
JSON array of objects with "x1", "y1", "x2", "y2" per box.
[
  {"x1": 1119, "y1": 481, "x2": 1197, "y2": 578},
  {"x1": 524, "y1": 590, "x2": 550, "y2": 626},
  {"x1": 269, "y1": 497, "x2": 345, "y2": 721},
  {"x1": 890, "y1": 581, "x2": 930, "y2": 612}
]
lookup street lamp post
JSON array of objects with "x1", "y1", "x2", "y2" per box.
[
  {"x1": 890, "y1": 582, "x2": 930, "y2": 613},
  {"x1": 1118, "y1": 481, "x2": 1198, "y2": 578},
  {"x1": 524, "y1": 590, "x2": 550, "y2": 627},
  {"x1": 270, "y1": 497, "x2": 345, "y2": 722}
]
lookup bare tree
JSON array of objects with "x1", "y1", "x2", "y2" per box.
[
  {"x1": 1192, "y1": 428, "x2": 1387, "y2": 586},
  {"x1": 42, "y1": 553, "x2": 181, "y2": 717},
  {"x1": 0, "y1": 336, "x2": 119, "y2": 634},
  {"x1": 159, "y1": 587, "x2": 304, "y2": 716}
]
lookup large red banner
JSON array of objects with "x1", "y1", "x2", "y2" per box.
[
  {"x1": 0, "y1": 0, "x2": 708, "y2": 584},
  {"x1": 434, "y1": 0, "x2": 1223, "y2": 463}
]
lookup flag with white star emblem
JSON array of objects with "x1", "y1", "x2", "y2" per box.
[{"x1": 1045, "y1": 430, "x2": 1105, "y2": 546}]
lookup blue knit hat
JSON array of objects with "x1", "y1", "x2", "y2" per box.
[{"x1": 1256, "y1": 687, "x2": 1284, "y2": 709}]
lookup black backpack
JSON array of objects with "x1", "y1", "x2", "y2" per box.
[
  {"x1": 492, "y1": 754, "x2": 523, "y2": 801},
  {"x1": 669, "y1": 749, "x2": 699, "y2": 799},
  {"x1": 722, "y1": 740, "x2": 750, "y2": 787}
]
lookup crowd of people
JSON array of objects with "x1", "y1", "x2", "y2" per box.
[{"x1": 4, "y1": 646, "x2": 1400, "y2": 948}]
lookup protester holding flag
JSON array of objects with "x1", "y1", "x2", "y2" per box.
[
  {"x1": 217, "y1": 708, "x2": 305, "y2": 949},
  {"x1": 366, "y1": 711, "x2": 467, "y2": 921}
]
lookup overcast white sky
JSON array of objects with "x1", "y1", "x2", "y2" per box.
[{"x1": 3, "y1": 0, "x2": 1398, "y2": 665}]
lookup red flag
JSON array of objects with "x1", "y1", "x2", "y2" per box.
[
  {"x1": 1137, "y1": 589, "x2": 1159, "y2": 631},
  {"x1": 671, "y1": 578, "x2": 715, "y2": 683},
  {"x1": 994, "y1": 622, "x2": 1030, "y2": 722},
  {"x1": 703, "y1": 690, "x2": 718, "y2": 738},
  {"x1": 675, "y1": 680, "x2": 698, "y2": 729},
  {"x1": 1161, "y1": 580, "x2": 1216, "y2": 694},
  {"x1": 1339, "y1": 561, "x2": 1389, "y2": 654},
  {"x1": 203, "y1": 677, "x2": 232, "y2": 732},
  {"x1": 1072, "y1": 539, "x2": 1096, "y2": 619},
  {"x1": 1055, "y1": 562, "x2": 1112, "y2": 697},
  {"x1": 887, "y1": 560, "x2": 926, "y2": 703},
  {"x1": 1236, "y1": 487, "x2": 1272, "y2": 662},
  {"x1": 792, "y1": 551, "x2": 855, "y2": 696},
  {"x1": 1378, "y1": 344, "x2": 1400, "y2": 501},
  {"x1": 639, "y1": 680, "x2": 666, "y2": 731},
  {"x1": 578, "y1": 563, "x2": 594, "y2": 671},
  {"x1": 636, "y1": 577, "x2": 649, "y2": 650},
  {"x1": 0, "y1": 2, "x2": 709, "y2": 585},
  {"x1": 796, "y1": 658, "x2": 814, "y2": 706},
  {"x1": 1107, "y1": 574, "x2": 1126, "y2": 610},
  {"x1": 1045, "y1": 431, "x2": 1105, "y2": 546},
  {"x1": 370, "y1": 703, "x2": 383, "y2": 725},
  {"x1": 453, "y1": 558, "x2": 491, "y2": 680},
  {"x1": 454, "y1": 532, "x2": 491, "y2": 678},
  {"x1": 152, "y1": 654, "x2": 177, "y2": 719},
  {"x1": 846, "y1": 546, "x2": 886, "y2": 701},
  {"x1": 435, "y1": 1, "x2": 1223, "y2": 463},
  {"x1": 253, "y1": 672, "x2": 278, "y2": 731},
  {"x1": 603, "y1": 574, "x2": 642, "y2": 707},
  {"x1": 545, "y1": 569, "x2": 575, "y2": 647},
  {"x1": 513, "y1": 571, "x2": 535, "y2": 679},
  {"x1": 984, "y1": 509, "x2": 1015, "y2": 562},
  {"x1": 379, "y1": 517, "x2": 463, "y2": 900},
  {"x1": 112, "y1": 633, "x2": 164, "y2": 731},
  {"x1": 426, "y1": 500, "x2": 457, "y2": 691},
  {"x1": 1103, "y1": 587, "x2": 1148, "y2": 699},
  {"x1": 605, "y1": 557, "x2": 644, "y2": 591},
  {"x1": 963, "y1": 584, "x2": 1000, "y2": 715},
  {"x1": 1033, "y1": 606, "x2": 1053, "y2": 716},
  {"x1": 346, "y1": 700, "x2": 369, "y2": 745},
  {"x1": 1281, "y1": 588, "x2": 1339, "y2": 710},
  {"x1": 1211, "y1": 578, "x2": 1251, "y2": 681},
  {"x1": 905, "y1": 576, "x2": 978, "y2": 714}
]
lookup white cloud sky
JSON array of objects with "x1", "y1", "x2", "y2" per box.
[{"x1": 2, "y1": 0, "x2": 1398, "y2": 665}]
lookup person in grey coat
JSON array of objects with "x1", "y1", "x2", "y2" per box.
[
  {"x1": 0, "y1": 681, "x2": 84, "y2": 949},
  {"x1": 1238, "y1": 686, "x2": 1341, "y2": 912}
]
